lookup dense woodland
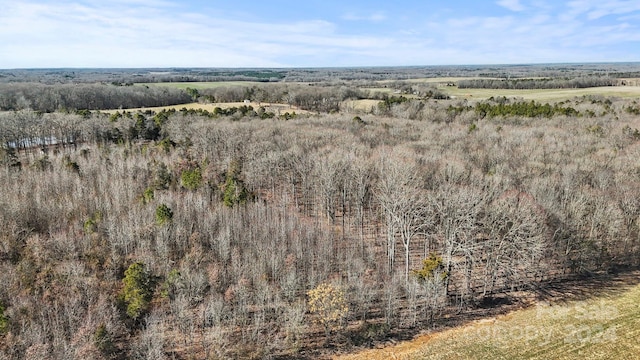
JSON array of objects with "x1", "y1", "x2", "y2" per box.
[
  {"x1": 0, "y1": 81, "x2": 440, "y2": 114},
  {"x1": 457, "y1": 77, "x2": 619, "y2": 89},
  {"x1": 2, "y1": 63, "x2": 640, "y2": 84},
  {"x1": 1, "y1": 72, "x2": 640, "y2": 359},
  {"x1": 2, "y1": 63, "x2": 638, "y2": 113},
  {"x1": 0, "y1": 83, "x2": 192, "y2": 112}
]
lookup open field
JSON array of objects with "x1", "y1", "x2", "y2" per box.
[
  {"x1": 441, "y1": 85, "x2": 640, "y2": 101},
  {"x1": 338, "y1": 273, "x2": 640, "y2": 360},
  {"x1": 341, "y1": 99, "x2": 382, "y2": 112},
  {"x1": 99, "y1": 101, "x2": 309, "y2": 114},
  {"x1": 99, "y1": 83, "x2": 640, "y2": 114},
  {"x1": 140, "y1": 79, "x2": 640, "y2": 104}
]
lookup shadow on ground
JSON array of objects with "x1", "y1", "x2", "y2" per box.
[{"x1": 291, "y1": 268, "x2": 640, "y2": 360}]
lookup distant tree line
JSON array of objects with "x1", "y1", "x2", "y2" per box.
[
  {"x1": 611, "y1": 71, "x2": 640, "y2": 78},
  {"x1": 0, "y1": 83, "x2": 191, "y2": 112},
  {"x1": 2, "y1": 63, "x2": 638, "y2": 85},
  {"x1": 0, "y1": 81, "x2": 373, "y2": 114},
  {"x1": 198, "y1": 84, "x2": 368, "y2": 113},
  {"x1": 457, "y1": 77, "x2": 617, "y2": 89}
]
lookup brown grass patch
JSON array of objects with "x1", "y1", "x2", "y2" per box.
[
  {"x1": 336, "y1": 271, "x2": 640, "y2": 360},
  {"x1": 100, "y1": 101, "x2": 309, "y2": 114}
]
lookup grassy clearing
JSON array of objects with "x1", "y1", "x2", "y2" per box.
[
  {"x1": 375, "y1": 77, "x2": 640, "y2": 101},
  {"x1": 100, "y1": 101, "x2": 308, "y2": 114},
  {"x1": 337, "y1": 279, "x2": 640, "y2": 360},
  {"x1": 442, "y1": 85, "x2": 640, "y2": 101},
  {"x1": 140, "y1": 79, "x2": 640, "y2": 104},
  {"x1": 341, "y1": 99, "x2": 381, "y2": 112}
]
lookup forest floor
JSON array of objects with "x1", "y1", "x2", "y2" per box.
[{"x1": 335, "y1": 270, "x2": 640, "y2": 360}]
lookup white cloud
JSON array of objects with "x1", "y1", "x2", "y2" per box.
[
  {"x1": 565, "y1": 0, "x2": 640, "y2": 20},
  {"x1": 342, "y1": 11, "x2": 387, "y2": 22},
  {"x1": 586, "y1": 2, "x2": 640, "y2": 20},
  {"x1": 0, "y1": 0, "x2": 639, "y2": 68},
  {"x1": 0, "y1": 1, "x2": 383, "y2": 67},
  {"x1": 497, "y1": 0, "x2": 526, "y2": 12},
  {"x1": 619, "y1": 13, "x2": 640, "y2": 21}
]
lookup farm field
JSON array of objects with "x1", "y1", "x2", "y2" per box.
[
  {"x1": 94, "y1": 83, "x2": 640, "y2": 117},
  {"x1": 341, "y1": 99, "x2": 381, "y2": 112},
  {"x1": 338, "y1": 273, "x2": 640, "y2": 360},
  {"x1": 140, "y1": 78, "x2": 640, "y2": 105},
  {"x1": 441, "y1": 85, "x2": 640, "y2": 101}
]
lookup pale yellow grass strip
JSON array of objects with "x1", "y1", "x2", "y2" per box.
[{"x1": 337, "y1": 283, "x2": 640, "y2": 360}]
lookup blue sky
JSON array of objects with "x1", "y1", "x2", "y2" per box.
[{"x1": 1, "y1": 0, "x2": 640, "y2": 68}]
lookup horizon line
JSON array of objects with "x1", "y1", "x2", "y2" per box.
[{"x1": 3, "y1": 61, "x2": 640, "y2": 71}]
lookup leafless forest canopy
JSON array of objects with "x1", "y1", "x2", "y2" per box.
[
  {"x1": 2, "y1": 63, "x2": 640, "y2": 83},
  {"x1": 1, "y1": 64, "x2": 640, "y2": 359}
]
